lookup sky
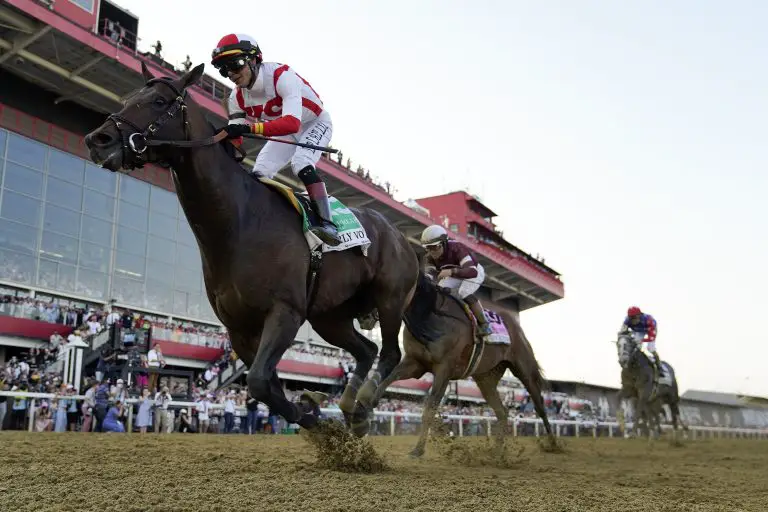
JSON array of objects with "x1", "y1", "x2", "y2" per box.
[{"x1": 116, "y1": 0, "x2": 768, "y2": 397}]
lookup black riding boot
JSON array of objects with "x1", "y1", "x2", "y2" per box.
[
  {"x1": 465, "y1": 295, "x2": 492, "y2": 338},
  {"x1": 298, "y1": 166, "x2": 341, "y2": 247},
  {"x1": 652, "y1": 351, "x2": 664, "y2": 377}
]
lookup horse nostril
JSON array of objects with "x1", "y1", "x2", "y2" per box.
[{"x1": 86, "y1": 131, "x2": 116, "y2": 148}]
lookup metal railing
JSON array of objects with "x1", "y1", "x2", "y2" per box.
[{"x1": 2, "y1": 390, "x2": 767, "y2": 439}]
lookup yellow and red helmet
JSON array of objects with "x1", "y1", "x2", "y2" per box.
[{"x1": 211, "y1": 33, "x2": 262, "y2": 70}]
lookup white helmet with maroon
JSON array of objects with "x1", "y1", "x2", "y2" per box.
[
  {"x1": 210, "y1": 34, "x2": 262, "y2": 79},
  {"x1": 420, "y1": 224, "x2": 448, "y2": 248}
]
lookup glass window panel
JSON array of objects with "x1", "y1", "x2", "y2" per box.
[
  {"x1": 40, "y1": 231, "x2": 78, "y2": 265},
  {"x1": 112, "y1": 275, "x2": 144, "y2": 306},
  {"x1": 147, "y1": 235, "x2": 175, "y2": 265},
  {"x1": 145, "y1": 280, "x2": 173, "y2": 312},
  {"x1": 46, "y1": 176, "x2": 83, "y2": 212},
  {"x1": 0, "y1": 129, "x2": 6, "y2": 156},
  {"x1": 84, "y1": 163, "x2": 116, "y2": 195},
  {"x1": 37, "y1": 258, "x2": 57, "y2": 290},
  {"x1": 0, "y1": 218, "x2": 38, "y2": 254},
  {"x1": 119, "y1": 176, "x2": 150, "y2": 207},
  {"x1": 80, "y1": 215, "x2": 113, "y2": 247},
  {"x1": 146, "y1": 259, "x2": 174, "y2": 286},
  {"x1": 116, "y1": 225, "x2": 146, "y2": 256},
  {"x1": 43, "y1": 204, "x2": 81, "y2": 238},
  {"x1": 200, "y1": 299, "x2": 217, "y2": 323},
  {"x1": 48, "y1": 149, "x2": 84, "y2": 185},
  {"x1": 148, "y1": 210, "x2": 177, "y2": 239},
  {"x1": 175, "y1": 243, "x2": 201, "y2": 270},
  {"x1": 83, "y1": 191, "x2": 114, "y2": 221},
  {"x1": 38, "y1": 259, "x2": 76, "y2": 293},
  {"x1": 4, "y1": 162, "x2": 43, "y2": 197},
  {"x1": 0, "y1": 248, "x2": 36, "y2": 284},
  {"x1": 118, "y1": 199, "x2": 148, "y2": 231},
  {"x1": 149, "y1": 187, "x2": 178, "y2": 217},
  {"x1": 76, "y1": 268, "x2": 108, "y2": 300},
  {"x1": 1, "y1": 191, "x2": 42, "y2": 226},
  {"x1": 114, "y1": 251, "x2": 145, "y2": 280},
  {"x1": 175, "y1": 266, "x2": 201, "y2": 292},
  {"x1": 186, "y1": 294, "x2": 203, "y2": 318},
  {"x1": 58, "y1": 263, "x2": 76, "y2": 293},
  {"x1": 78, "y1": 241, "x2": 110, "y2": 273},
  {"x1": 173, "y1": 290, "x2": 188, "y2": 315},
  {"x1": 176, "y1": 219, "x2": 196, "y2": 247},
  {"x1": 7, "y1": 134, "x2": 46, "y2": 170}
]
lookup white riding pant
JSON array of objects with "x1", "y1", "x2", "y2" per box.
[
  {"x1": 252, "y1": 111, "x2": 333, "y2": 179},
  {"x1": 438, "y1": 264, "x2": 485, "y2": 299},
  {"x1": 632, "y1": 331, "x2": 656, "y2": 355}
]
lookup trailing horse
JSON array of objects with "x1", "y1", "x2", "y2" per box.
[
  {"x1": 357, "y1": 269, "x2": 555, "y2": 456},
  {"x1": 84, "y1": 63, "x2": 418, "y2": 432},
  {"x1": 615, "y1": 332, "x2": 687, "y2": 438}
]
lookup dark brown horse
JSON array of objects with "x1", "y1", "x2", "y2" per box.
[
  {"x1": 356, "y1": 270, "x2": 555, "y2": 456},
  {"x1": 84, "y1": 63, "x2": 418, "y2": 431}
]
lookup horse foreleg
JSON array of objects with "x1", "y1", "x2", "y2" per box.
[
  {"x1": 349, "y1": 356, "x2": 424, "y2": 438},
  {"x1": 410, "y1": 369, "x2": 452, "y2": 458},
  {"x1": 311, "y1": 319, "x2": 378, "y2": 424},
  {"x1": 246, "y1": 304, "x2": 310, "y2": 428},
  {"x1": 355, "y1": 305, "x2": 404, "y2": 409}
]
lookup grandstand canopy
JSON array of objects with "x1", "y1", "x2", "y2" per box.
[{"x1": 0, "y1": 0, "x2": 564, "y2": 311}]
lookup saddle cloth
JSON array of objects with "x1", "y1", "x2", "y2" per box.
[{"x1": 259, "y1": 177, "x2": 371, "y2": 255}]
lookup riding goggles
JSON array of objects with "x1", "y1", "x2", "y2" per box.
[{"x1": 215, "y1": 57, "x2": 248, "y2": 77}]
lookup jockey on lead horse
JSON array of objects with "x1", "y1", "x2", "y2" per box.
[
  {"x1": 619, "y1": 306, "x2": 664, "y2": 377},
  {"x1": 420, "y1": 225, "x2": 493, "y2": 338},
  {"x1": 211, "y1": 33, "x2": 341, "y2": 246}
]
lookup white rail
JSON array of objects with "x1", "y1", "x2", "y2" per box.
[{"x1": 1, "y1": 391, "x2": 766, "y2": 439}]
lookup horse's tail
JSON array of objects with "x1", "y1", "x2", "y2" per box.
[{"x1": 505, "y1": 313, "x2": 549, "y2": 392}]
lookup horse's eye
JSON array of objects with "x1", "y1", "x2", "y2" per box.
[{"x1": 154, "y1": 97, "x2": 166, "y2": 106}]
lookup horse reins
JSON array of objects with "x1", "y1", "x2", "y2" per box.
[{"x1": 108, "y1": 78, "x2": 232, "y2": 168}]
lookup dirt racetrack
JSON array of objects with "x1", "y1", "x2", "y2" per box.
[{"x1": 0, "y1": 432, "x2": 766, "y2": 512}]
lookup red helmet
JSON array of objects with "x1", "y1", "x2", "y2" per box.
[
  {"x1": 627, "y1": 306, "x2": 642, "y2": 317},
  {"x1": 211, "y1": 33, "x2": 262, "y2": 67}
]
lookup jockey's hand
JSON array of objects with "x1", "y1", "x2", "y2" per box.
[
  {"x1": 222, "y1": 124, "x2": 251, "y2": 138},
  {"x1": 437, "y1": 269, "x2": 453, "y2": 280}
]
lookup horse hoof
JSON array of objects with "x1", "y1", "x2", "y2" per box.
[
  {"x1": 298, "y1": 413, "x2": 319, "y2": 431},
  {"x1": 301, "y1": 390, "x2": 329, "y2": 406},
  {"x1": 355, "y1": 375, "x2": 380, "y2": 406}
]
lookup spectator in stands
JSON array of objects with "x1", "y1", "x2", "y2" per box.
[
  {"x1": 178, "y1": 409, "x2": 196, "y2": 433},
  {"x1": 146, "y1": 345, "x2": 165, "y2": 392},
  {"x1": 65, "y1": 385, "x2": 79, "y2": 432},
  {"x1": 11, "y1": 384, "x2": 28, "y2": 430},
  {"x1": 93, "y1": 379, "x2": 111, "y2": 432},
  {"x1": 53, "y1": 384, "x2": 70, "y2": 433},
  {"x1": 245, "y1": 394, "x2": 260, "y2": 435},
  {"x1": 135, "y1": 354, "x2": 149, "y2": 390},
  {"x1": 154, "y1": 386, "x2": 172, "y2": 434},
  {"x1": 102, "y1": 401, "x2": 126, "y2": 433},
  {"x1": 0, "y1": 380, "x2": 7, "y2": 430},
  {"x1": 135, "y1": 388, "x2": 152, "y2": 434},
  {"x1": 120, "y1": 310, "x2": 134, "y2": 330},
  {"x1": 223, "y1": 391, "x2": 236, "y2": 433},
  {"x1": 34, "y1": 402, "x2": 53, "y2": 432},
  {"x1": 196, "y1": 393, "x2": 212, "y2": 434},
  {"x1": 82, "y1": 381, "x2": 97, "y2": 432}
]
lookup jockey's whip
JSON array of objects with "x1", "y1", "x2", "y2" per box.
[{"x1": 240, "y1": 133, "x2": 339, "y2": 153}]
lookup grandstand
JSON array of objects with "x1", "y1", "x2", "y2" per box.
[{"x1": 0, "y1": 0, "x2": 565, "y2": 422}]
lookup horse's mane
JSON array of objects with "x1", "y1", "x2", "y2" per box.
[{"x1": 403, "y1": 271, "x2": 466, "y2": 343}]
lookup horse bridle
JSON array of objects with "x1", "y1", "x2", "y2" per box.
[{"x1": 108, "y1": 78, "x2": 228, "y2": 169}]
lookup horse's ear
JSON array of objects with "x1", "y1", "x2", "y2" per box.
[
  {"x1": 180, "y1": 63, "x2": 205, "y2": 91},
  {"x1": 141, "y1": 61, "x2": 154, "y2": 82}
]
